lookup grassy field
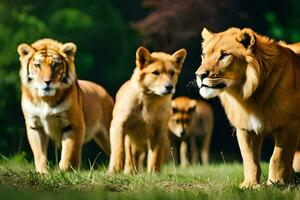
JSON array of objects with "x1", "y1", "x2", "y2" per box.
[{"x1": 0, "y1": 155, "x2": 299, "y2": 200}]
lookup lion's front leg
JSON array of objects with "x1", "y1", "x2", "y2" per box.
[
  {"x1": 147, "y1": 143, "x2": 164, "y2": 173},
  {"x1": 190, "y1": 137, "x2": 200, "y2": 165},
  {"x1": 147, "y1": 129, "x2": 167, "y2": 173},
  {"x1": 124, "y1": 135, "x2": 135, "y2": 174},
  {"x1": 26, "y1": 127, "x2": 49, "y2": 174},
  {"x1": 137, "y1": 151, "x2": 146, "y2": 172},
  {"x1": 293, "y1": 151, "x2": 300, "y2": 173},
  {"x1": 201, "y1": 133, "x2": 211, "y2": 165},
  {"x1": 293, "y1": 139, "x2": 300, "y2": 172},
  {"x1": 268, "y1": 128, "x2": 299, "y2": 185},
  {"x1": 108, "y1": 118, "x2": 125, "y2": 173},
  {"x1": 59, "y1": 125, "x2": 85, "y2": 171},
  {"x1": 236, "y1": 129, "x2": 263, "y2": 188},
  {"x1": 180, "y1": 140, "x2": 190, "y2": 167}
]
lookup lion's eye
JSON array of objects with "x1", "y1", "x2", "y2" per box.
[
  {"x1": 172, "y1": 107, "x2": 178, "y2": 113},
  {"x1": 34, "y1": 63, "x2": 41, "y2": 68},
  {"x1": 152, "y1": 70, "x2": 160, "y2": 76},
  {"x1": 52, "y1": 62, "x2": 60, "y2": 69},
  {"x1": 170, "y1": 70, "x2": 175, "y2": 76},
  {"x1": 220, "y1": 52, "x2": 230, "y2": 60}
]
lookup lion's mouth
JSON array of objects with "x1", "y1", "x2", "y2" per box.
[
  {"x1": 202, "y1": 82, "x2": 227, "y2": 89},
  {"x1": 43, "y1": 86, "x2": 52, "y2": 92}
]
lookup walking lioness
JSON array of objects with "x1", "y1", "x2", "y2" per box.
[
  {"x1": 18, "y1": 38, "x2": 114, "y2": 173},
  {"x1": 168, "y1": 96, "x2": 213, "y2": 167},
  {"x1": 108, "y1": 47, "x2": 186, "y2": 174},
  {"x1": 195, "y1": 27, "x2": 300, "y2": 187}
]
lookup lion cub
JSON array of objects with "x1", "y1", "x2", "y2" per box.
[
  {"x1": 168, "y1": 96, "x2": 213, "y2": 167},
  {"x1": 108, "y1": 47, "x2": 186, "y2": 174},
  {"x1": 18, "y1": 39, "x2": 114, "y2": 173}
]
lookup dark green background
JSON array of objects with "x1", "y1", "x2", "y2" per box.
[{"x1": 0, "y1": 0, "x2": 299, "y2": 167}]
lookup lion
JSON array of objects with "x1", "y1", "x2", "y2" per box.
[
  {"x1": 168, "y1": 96, "x2": 213, "y2": 167},
  {"x1": 18, "y1": 38, "x2": 114, "y2": 173},
  {"x1": 195, "y1": 27, "x2": 300, "y2": 187},
  {"x1": 108, "y1": 47, "x2": 186, "y2": 174}
]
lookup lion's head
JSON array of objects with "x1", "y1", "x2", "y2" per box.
[
  {"x1": 133, "y1": 47, "x2": 186, "y2": 96},
  {"x1": 168, "y1": 96, "x2": 197, "y2": 138},
  {"x1": 18, "y1": 38, "x2": 77, "y2": 97},
  {"x1": 195, "y1": 27, "x2": 261, "y2": 100}
]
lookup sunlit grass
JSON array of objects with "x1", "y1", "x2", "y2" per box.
[{"x1": 0, "y1": 154, "x2": 299, "y2": 200}]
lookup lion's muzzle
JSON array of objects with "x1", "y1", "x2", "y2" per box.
[{"x1": 195, "y1": 74, "x2": 225, "y2": 99}]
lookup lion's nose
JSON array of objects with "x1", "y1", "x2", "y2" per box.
[
  {"x1": 196, "y1": 71, "x2": 209, "y2": 80},
  {"x1": 165, "y1": 83, "x2": 174, "y2": 92},
  {"x1": 180, "y1": 131, "x2": 186, "y2": 138},
  {"x1": 44, "y1": 80, "x2": 52, "y2": 86}
]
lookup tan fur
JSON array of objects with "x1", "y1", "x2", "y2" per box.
[
  {"x1": 168, "y1": 96, "x2": 213, "y2": 167},
  {"x1": 279, "y1": 41, "x2": 300, "y2": 55},
  {"x1": 108, "y1": 47, "x2": 186, "y2": 174},
  {"x1": 196, "y1": 27, "x2": 300, "y2": 187},
  {"x1": 18, "y1": 38, "x2": 114, "y2": 173},
  {"x1": 279, "y1": 42, "x2": 300, "y2": 173}
]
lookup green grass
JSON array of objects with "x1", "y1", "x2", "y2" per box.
[{"x1": 0, "y1": 155, "x2": 299, "y2": 200}]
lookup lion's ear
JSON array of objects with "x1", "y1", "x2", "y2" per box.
[
  {"x1": 189, "y1": 99, "x2": 197, "y2": 109},
  {"x1": 171, "y1": 100, "x2": 178, "y2": 113},
  {"x1": 172, "y1": 48, "x2": 187, "y2": 67},
  {"x1": 237, "y1": 28, "x2": 256, "y2": 50},
  {"x1": 171, "y1": 100, "x2": 176, "y2": 108},
  {"x1": 136, "y1": 46, "x2": 151, "y2": 69},
  {"x1": 17, "y1": 43, "x2": 34, "y2": 57},
  {"x1": 187, "y1": 100, "x2": 197, "y2": 114},
  {"x1": 201, "y1": 28, "x2": 214, "y2": 40},
  {"x1": 60, "y1": 42, "x2": 77, "y2": 58}
]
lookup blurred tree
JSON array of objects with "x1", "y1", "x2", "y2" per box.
[
  {"x1": 265, "y1": 0, "x2": 300, "y2": 42},
  {"x1": 131, "y1": 0, "x2": 234, "y2": 51},
  {"x1": 0, "y1": 3, "x2": 49, "y2": 155},
  {"x1": 131, "y1": 0, "x2": 298, "y2": 51}
]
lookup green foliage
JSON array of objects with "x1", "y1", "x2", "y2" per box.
[
  {"x1": 50, "y1": 8, "x2": 93, "y2": 31},
  {"x1": 265, "y1": 0, "x2": 300, "y2": 42},
  {"x1": 0, "y1": 3, "x2": 50, "y2": 154}
]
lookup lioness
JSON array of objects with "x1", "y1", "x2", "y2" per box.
[
  {"x1": 168, "y1": 96, "x2": 213, "y2": 167},
  {"x1": 195, "y1": 27, "x2": 300, "y2": 187},
  {"x1": 18, "y1": 39, "x2": 114, "y2": 173},
  {"x1": 108, "y1": 47, "x2": 186, "y2": 174}
]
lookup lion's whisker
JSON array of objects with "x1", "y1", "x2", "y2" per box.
[{"x1": 186, "y1": 79, "x2": 198, "y2": 90}]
